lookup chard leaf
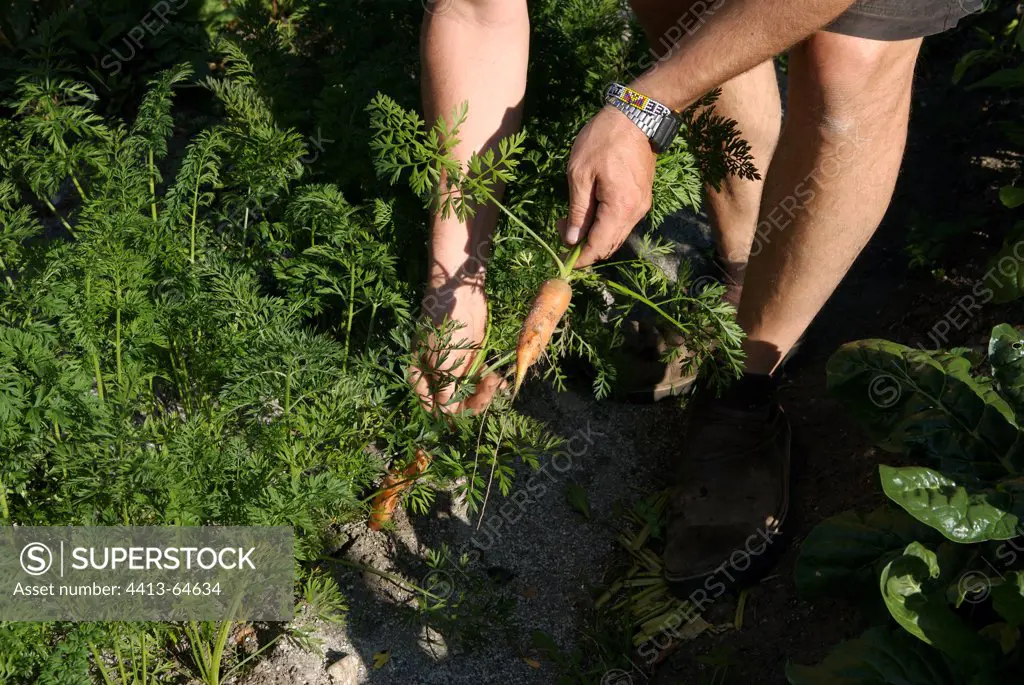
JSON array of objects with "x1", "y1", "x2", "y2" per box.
[
  {"x1": 786, "y1": 626, "x2": 966, "y2": 685},
  {"x1": 967, "y1": 64, "x2": 1024, "y2": 90},
  {"x1": 827, "y1": 339, "x2": 1024, "y2": 476},
  {"x1": 880, "y1": 542, "x2": 996, "y2": 671},
  {"x1": 984, "y1": 222, "x2": 1024, "y2": 304},
  {"x1": 880, "y1": 466, "x2": 1020, "y2": 543},
  {"x1": 991, "y1": 571, "x2": 1024, "y2": 627},
  {"x1": 988, "y1": 324, "x2": 1024, "y2": 413},
  {"x1": 999, "y1": 186, "x2": 1024, "y2": 209},
  {"x1": 796, "y1": 507, "x2": 940, "y2": 599}
]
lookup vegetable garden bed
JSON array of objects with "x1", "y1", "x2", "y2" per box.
[{"x1": 1, "y1": 0, "x2": 1022, "y2": 683}]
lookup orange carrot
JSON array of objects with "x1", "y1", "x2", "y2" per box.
[
  {"x1": 513, "y1": 278, "x2": 572, "y2": 396},
  {"x1": 368, "y1": 449, "x2": 432, "y2": 531}
]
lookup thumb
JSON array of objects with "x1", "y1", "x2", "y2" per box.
[{"x1": 562, "y1": 170, "x2": 597, "y2": 247}]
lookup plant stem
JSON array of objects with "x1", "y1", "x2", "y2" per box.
[
  {"x1": 0, "y1": 479, "x2": 9, "y2": 520},
  {"x1": 342, "y1": 268, "x2": 356, "y2": 371},
  {"x1": 464, "y1": 300, "x2": 493, "y2": 379},
  {"x1": 169, "y1": 337, "x2": 191, "y2": 415},
  {"x1": 90, "y1": 644, "x2": 117, "y2": 685},
  {"x1": 603, "y1": 280, "x2": 692, "y2": 337},
  {"x1": 71, "y1": 172, "x2": 89, "y2": 202},
  {"x1": 209, "y1": 620, "x2": 233, "y2": 685},
  {"x1": 477, "y1": 350, "x2": 515, "y2": 379},
  {"x1": 114, "y1": 641, "x2": 128, "y2": 685},
  {"x1": 490, "y1": 200, "x2": 565, "y2": 272},
  {"x1": 91, "y1": 350, "x2": 105, "y2": 402},
  {"x1": 189, "y1": 176, "x2": 201, "y2": 264},
  {"x1": 140, "y1": 631, "x2": 148, "y2": 685},
  {"x1": 43, "y1": 198, "x2": 74, "y2": 235},
  {"x1": 284, "y1": 371, "x2": 292, "y2": 417},
  {"x1": 222, "y1": 633, "x2": 285, "y2": 680},
  {"x1": 559, "y1": 243, "x2": 583, "y2": 279},
  {"x1": 115, "y1": 288, "x2": 123, "y2": 386},
  {"x1": 148, "y1": 149, "x2": 157, "y2": 221}
]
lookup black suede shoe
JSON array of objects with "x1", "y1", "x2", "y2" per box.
[{"x1": 663, "y1": 377, "x2": 792, "y2": 598}]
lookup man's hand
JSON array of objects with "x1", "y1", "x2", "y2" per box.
[
  {"x1": 561, "y1": 105, "x2": 657, "y2": 267},
  {"x1": 409, "y1": 280, "x2": 502, "y2": 415}
]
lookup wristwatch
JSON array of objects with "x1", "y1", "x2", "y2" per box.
[{"x1": 604, "y1": 83, "x2": 682, "y2": 153}]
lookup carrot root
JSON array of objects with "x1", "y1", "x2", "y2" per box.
[
  {"x1": 368, "y1": 449, "x2": 433, "y2": 531},
  {"x1": 513, "y1": 278, "x2": 572, "y2": 397}
]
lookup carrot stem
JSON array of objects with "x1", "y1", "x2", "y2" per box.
[
  {"x1": 464, "y1": 300, "x2": 493, "y2": 379},
  {"x1": 603, "y1": 279, "x2": 692, "y2": 336},
  {"x1": 559, "y1": 243, "x2": 583, "y2": 279},
  {"x1": 491, "y1": 201, "x2": 565, "y2": 273},
  {"x1": 477, "y1": 350, "x2": 515, "y2": 379}
]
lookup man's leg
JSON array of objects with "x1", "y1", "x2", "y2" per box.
[
  {"x1": 705, "y1": 63, "x2": 782, "y2": 303},
  {"x1": 414, "y1": 1, "x2": 529, "y2": 412},
  {"x1": 630, "y1": 0, "x2": 782, "y2": 304},
  {"x1": 663, "y1": 32, "x2": 922, "y2": 591},
  {"x1": 738, "y1": 32, "x2": 923, "y2": 373}
]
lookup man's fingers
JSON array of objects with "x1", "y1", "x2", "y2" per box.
[
  {"x1": 463, "y1": 373, "x2": 504, "y2": 415},
  {"x1": 563, "y1": 170, "x2": 597, "y2": 247},
  {"x1": 574, "y1": 200, "x2": 633, "y2": 268},
  {"x1": 407, "y1": 363, "x2": 435, "y2": 413}
]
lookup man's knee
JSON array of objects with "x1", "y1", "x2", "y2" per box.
[{"x1": 795, "y1": 33, "x2": 921, "y2": 135}]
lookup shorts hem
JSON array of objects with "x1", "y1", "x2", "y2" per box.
[{"x1": 824, "y1": 3, "x2": 969, "y2": 40}]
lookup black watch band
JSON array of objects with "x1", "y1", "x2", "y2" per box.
[{"x1": 604, "y1": 83, "x2": 682, "y2": 153}]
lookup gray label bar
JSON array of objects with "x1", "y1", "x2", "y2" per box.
[{"x1": 0, "y1": 526, "x2": 294, "y2": 621}]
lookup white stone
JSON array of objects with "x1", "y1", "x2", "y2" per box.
[{"x1": 325, "y1": 654, "x2": 361, "y2": 684}]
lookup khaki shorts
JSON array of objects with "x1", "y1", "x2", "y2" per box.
[{"x1": 826, "y1": 0, "x2": 975, "y2": 39}]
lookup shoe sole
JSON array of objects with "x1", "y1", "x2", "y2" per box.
[
  {"x1": 619, "y1": 371, "x2": 699, "y2": 403},
  {"x1": 663, "y1": 411, "x2": 793, "y2": 600}
]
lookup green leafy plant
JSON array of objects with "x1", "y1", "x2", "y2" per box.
[
  {"x1": 1, "y1": 0, "x2": 761, "y2": 679},
  {"x1": 0, "y1": 43, "x2": 557, "y2": 682},
  {"x1": 367, "y1": 93, "x2": 748, "y2": 401},
  {"x1": 791, "y1": 327, "x2": 1024, "y2": 683}
]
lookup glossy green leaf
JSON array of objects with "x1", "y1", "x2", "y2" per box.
[
  {"x1": 796, "y1": 507, "x2": 940, "y2": 598},
  {"x1": 953, "y1": 49, "x2": 996, "y2": 85},
  {"x1": 999, "y1": 186, "x2": 1024, "y2": 209},
  {"x1": 985, "y1": 222, "x2": 1024, "y2": 304},
  {"x1": 968, "y1": 65, "x2": 1024, "y2": 90},
  {"x1": 880, "y1": 543, "x2": 996, "y2": 670},
  {"x1": 989, "y1": 324, "x2": 1024, "y2": 413},
  {"x1": 786, "y1": 626, "x2": 966, "y2": 685},
  {"x1": 991, "y1": 571, "x2": 1024, "y2": 627},
  {"x1": 880, "y1": 466, "x2": 1019, "y2": 543},
  {"x1": 827, "y1": 339, "x2": 1024, "y2": 476}
]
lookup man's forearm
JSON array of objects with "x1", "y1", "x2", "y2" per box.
[
  {"x1": 630, "y1": 0, "x2": 856, "y2": 110},
  {"x1": 421, "y1": 1, "x2": 529, "y2": 291}
]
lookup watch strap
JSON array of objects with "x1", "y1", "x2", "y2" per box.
[{"x1": 604, "y1": 83, "x2": 681, "y2": 153}]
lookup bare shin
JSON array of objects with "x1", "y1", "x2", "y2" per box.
[{"x1": 737, "y1": 33, "x2": 923, "y2": 374}]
